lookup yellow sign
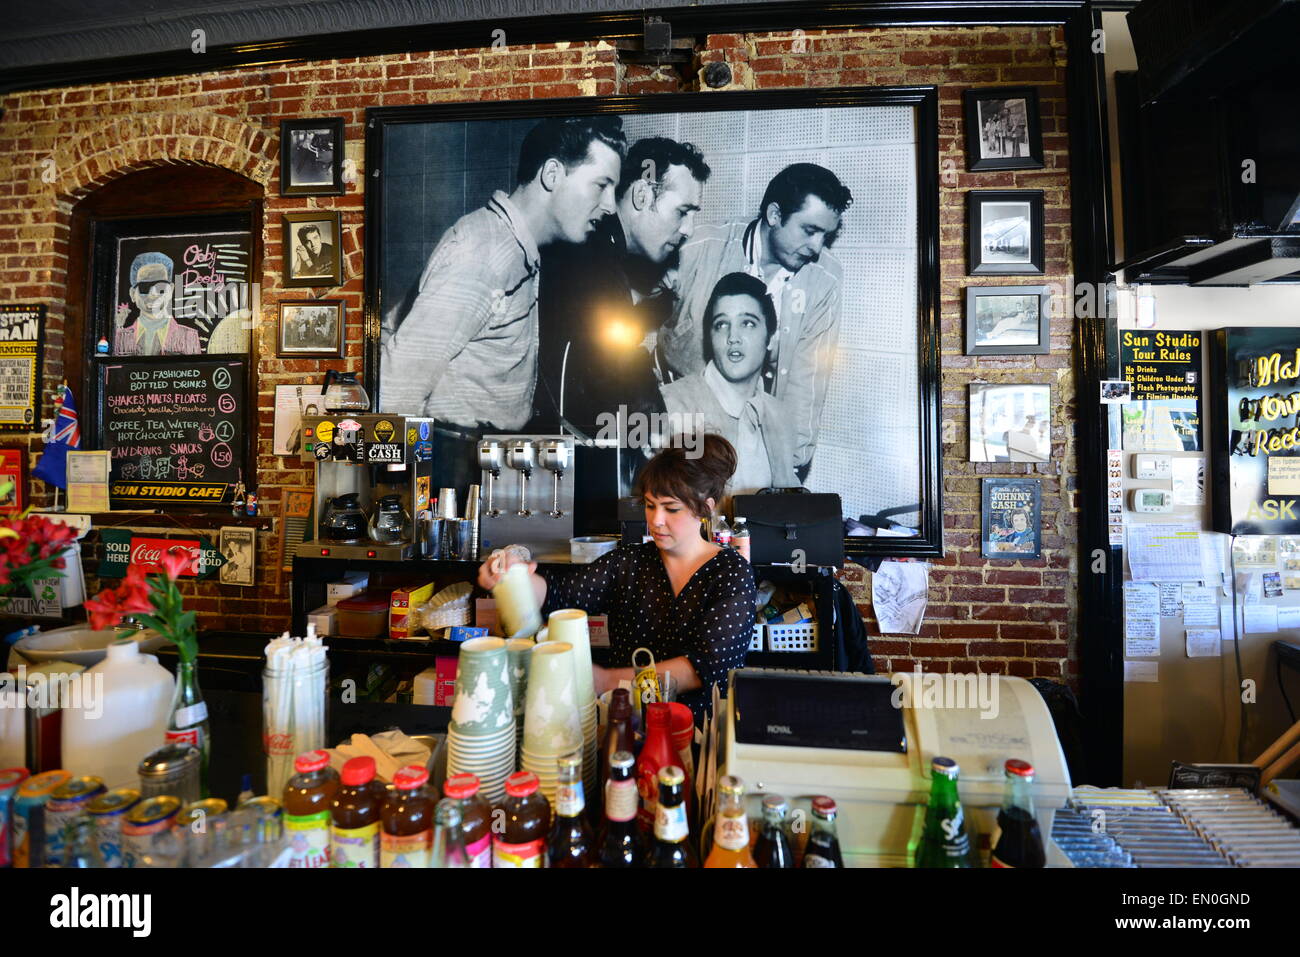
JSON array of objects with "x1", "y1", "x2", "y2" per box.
[
  {"x1": 373, "y1": 419, "x2": 395, "y2": 443},
  {"x1": 1268, "y1": 458, "x2": 1300, "y2": 496},
  {"x1": 315, "y1": 420, "x2": 335, "y2": 443},
  {"x1": 407, "y1": 428, "x2": 418, "y2": 446}
]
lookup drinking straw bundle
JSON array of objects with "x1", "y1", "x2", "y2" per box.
[{"x1": 263, "y1": 627, "x2": 329, "y2": 798}]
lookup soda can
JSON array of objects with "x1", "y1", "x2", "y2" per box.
[
  {"x1": 87, "y1": 788, "x2": 141, "y2": 869},
  {"x1": 177, "y1": 798, "x2": 228, "y2": 866},
  {"x1": 12, "y1": 769, "x2": 70, "y2": 868},
  {"x1": 44, "y1": 775, "x2": 105, "y2": 867},
  {"x1": 0, "y1": 768, "x2": 30, "y2": 868},
  {"x1": 122, "y1": 795, "x2": 182, "y2": 868}
]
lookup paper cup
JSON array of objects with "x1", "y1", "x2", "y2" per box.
[
  {"x1": 506, "y1": 637, "x2": 535, "y2": 719},
  {"x1": 523, "y1": 642, "x2": 583, "y2": 755},
  {"x1": 570, "y1": 535, "x2": 618, "y2": 564},
  {"x1": 492, "y1": 562, "x2": 542, "y2": 639},
  {"x1": 450, "y1": 637, "x2": 513, "y2": 736},
  {"x1": 544, "y1": 609, "x2": 596, "y2": 708}
]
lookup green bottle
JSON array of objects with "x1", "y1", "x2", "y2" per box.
[{"x1": 915, "y1": 756, "x2": 972, "y2": 868}]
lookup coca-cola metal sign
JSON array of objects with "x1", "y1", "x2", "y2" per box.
[{"x1": 98, "y1": 528, "x2": 224, "y2": 579}]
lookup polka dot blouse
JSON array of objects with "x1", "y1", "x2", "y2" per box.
[{"x1": 541, "y1": 541, "x2": 757, "y2": 722}]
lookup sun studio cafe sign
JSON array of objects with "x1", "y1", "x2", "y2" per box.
[{"x1": 1211, "y1": 327, "x2": 1300, "y2": 534}]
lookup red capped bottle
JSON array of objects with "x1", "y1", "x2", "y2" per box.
[
  {"x1": 442, "y1": 772, "x2": 493, "y2": 868},
  {"x1": 635, "y1": 702, "x2": 677, "y2": 833},
  {"x1": 381, "y1": 765, "x2": 434, "y2": 868},
  {"x1": 991, "y1": 759, "x2": 1045, "y2": 868},
  {"x1": 330, "y1": 756, "x2": 380, "y2": 868},
  {"x1": 801, "y1": 796, "x2": 844, "y2": 868},
  {"x1": 283, "y1": 749, "x2": 339, "y2": 868},
  {"x1": 493, "y1": 771, "x2": 550, "y2": 868}
]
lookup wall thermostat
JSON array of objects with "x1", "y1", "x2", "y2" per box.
[
  {"x1": 1132, "y1": 454, "x2": 1173, "y2": 481},
  {"x1": 1130, "y1": 488, "x2": 1174, "y2": 513}
]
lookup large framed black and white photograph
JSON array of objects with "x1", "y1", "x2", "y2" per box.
[
  {"x1": 364, "y1": 89, "x2": 943, "y2": 558},
  {"x1": 283, "y1": 211, "x2": 342, "y2": 287},
  {"x1": 969, "y1": 383, "x2": 1052, "y2": 463},
  {"x1": 968, "y1": 190, "x2": 1044, "y2": 276},
  {"x1": 278, "y1": 300, "x2": 344, "y2": 357},
  {"x1": 963, "y1": 87, "x2": 1043, "y2": 171},
  {"x1": 964, "y1": 285, "x2": 1051, "y2": 355},
  {"x1": 280, "y1": 118, "x2": 345, "y2": 196}
]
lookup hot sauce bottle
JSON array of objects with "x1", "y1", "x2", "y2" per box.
[
  {"x1": 283, "y1": 750, "x2": 339, "y2": 868},
  {"x1": 636, "y1": 703, "x2": 677, "y2": 833},
  {"x1": 381, "y1": 765, "x2": 434, "y2": 868},
  {"x1": 442, "y1": 773, "x2": 493, "y2": 869},
  {"x1": 493, "y1": 771, "x2": 550, "y2": 868},
  {"x1": 331, "y1": 756, "x2": 381, "y2": 868}
]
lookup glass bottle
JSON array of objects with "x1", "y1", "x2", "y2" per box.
[
  {"x1": 636, "y1": 702, "x2": 677, "y2": 833},
  {"x1": 704, "y1": 775, "x2": 756, "y2": 868},
  {"x1": 646, "y1": 766, "x2": 696, "y2": 868},
  {"x1": 165, "y1": 659, "x2": 211, "y2": 798},
  {"x1": 548, "y1": 750, "x2": 594, "y2": 867},
  {"x1": 330, "y1": 756, "x2": 381, "y2": 868},
  {"x1": 64, "y1": 815, "x2": 97, "y2": 869},
  {"x1": 442, "y1": 773, "x2": 492, "y2": 868},
  {"x1": 991, "y1": 759, "x2": 1045, "y2": 868},
  {"x1": 602, "y1": 689, "x2": 634, "y2": 788},
  {"x1": 598, "y1": 751, "x2": 644, "y2": 868},
  {"x1": 381, "y1": 765, "x2": 434, "y2": 868},
  {"x1": 915, "y1": 756, "x2": 972, "y2": 868},
  {"x1": 283, "y1": 749, "x2": 339, "y2": 868},
  {"x1": 753, "y1": 794, "x2": 795, "y2": 868},
  {"x1": 802, "y1": 796, "x2": 844, "y2": 868},
  {"x1": 493, "y1": 771, "x2": 550, "y2": 868},
  {"x1": 430, "y1": 799, "x2": 469, "y2": 868}
]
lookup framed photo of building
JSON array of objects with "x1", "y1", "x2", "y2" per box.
[
  {"x1": 981, "y1": 477, "x2": 1042, "y2": 559},
  {"x1": 969, "y1": 382, "x2": 1052, "y2": 463},
  {"x1": 363, "y1": 87, "x2": 946, "y2": 559},
  {"x1": 963, "y1": 87, "x2": 1044, "y2": 171},
  {"x1": 280, "y1": 118, "x2": 345, "y2": 196},
  {"x1": 283, "y1": 211, "x2": 342, "y2": 287},
  {"x1": 968, "y1": 190, "x2": 1045, "y2": 276},
  {"x1": 964, "y1": 285, "x2": 1051, "y2": 355},
  {"x1": 277, "y1": 300, "x2": 345, "y2": 357}
]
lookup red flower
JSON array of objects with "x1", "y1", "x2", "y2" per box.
[
  {"x1": 85, "y1": 587, "x2": 128, "y2": 631},
  {"x1": 158, "y1": 546, "x2": 194, "y2": 582},
  {"x1": 85, "y1": 564, "x2": 155, "y2": 630},
  {"x1": 120, "y1": 564, "x2": 154, "y2": 614}
]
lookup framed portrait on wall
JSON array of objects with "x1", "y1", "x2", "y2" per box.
[
  {"x1": 283, "y1": 211, "x2": 342, "y2": 287},
  {"x1": 280, "y1": 117, "x2": 345, "y2": 197},
  {"x1": 277, "y1": 300, "x2": 344, "y2": 357},
  {"x1": 964, "y1": 285, "x2": 1051, "y2": 355},
  {"x1": 981, "y1": 477, "x2": 1042, "y2": 559},
  {"x1": 969, "y1": 383, "x2": 1052, "y2": 463},
  {"x1": 363, "y1": 88, "x2": 945, "y2": 559},
  {"x1": 963, "y1": 87, "x2": 1044, "y2": 171},
  {"x1": 967, "y1": 190, "x2": 1045, "y2": 276},
  {"x1": 0, "y1": 448, "x2": 24, "y2": 513}
]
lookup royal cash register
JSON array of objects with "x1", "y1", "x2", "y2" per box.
[{"x1": 716, "y1": 669, "x2": 1072, "y2": 867}]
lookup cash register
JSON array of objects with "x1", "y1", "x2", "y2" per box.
[{"x1": 716, "y1": 669, "x2": 1072, "y2": 867}]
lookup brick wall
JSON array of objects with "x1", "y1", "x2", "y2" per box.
[{"x1": 0, "y1": 25, "x2": 1077, "y2": 684}]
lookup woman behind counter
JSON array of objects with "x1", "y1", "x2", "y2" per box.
[{"x1": 477, "y1": 434, "x2": 757, "y2": 722}]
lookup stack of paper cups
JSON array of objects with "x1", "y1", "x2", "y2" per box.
[
  {"x1": 521, "y1": 641, "x2": 583, "y2": 806},
  {"x1": 543, "y1": 609, "x2": 599, "y2": 800},
  {"x1": 446, "y1": 637, "x2": 515, "y2": 805},
  {"x1": 505, "y1": 637, "x2": 535, "y2": 770}
]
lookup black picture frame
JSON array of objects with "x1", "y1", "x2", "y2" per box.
[
  {"x1": 968, "y1": 189, "x2": 1045, "y2": 276},
  {"x1": 964, "y1": 284, "x2": 1051, "y2": 355},
  {"x1": 283, "y1": 211, "x2": 343, "y2": 287},
  {"x1": 277, "y1": 299, "x2": 345, "y2": 358},
  {"x1": 280, "y1": 117, "x2": 345, "y2": 197},
  {"x1": 963, "y1": 86, "x2": 1044, "y2": 171},
  {"x1": 969, "y1": 382, "x2": 1052, "y2": 464}
]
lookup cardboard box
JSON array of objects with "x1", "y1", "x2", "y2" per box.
[
  {"x1": 588, "y1": 614, "x2": 610, "y2": 647},
  {"x1": 389, "y1": 581, "x2": 436, "y2": 639},
  {"x1": 327, "y1": 572, "x2": 369, "y2": 606},
  {"x1": 307, "y1": 604, "x2": 336, "y2": 636},
  {"x1": 436, "y1": 656, "x2": 457, "y2": 706},
  {"x1": 449, "y1": 625, "x2": 489, "y2": 643},
  {"x1": 475, "y1": 598, "x2": 500, "y2": 635},
  {"x1": 779, "y1": 602, "x2": 814, "y2": 625}
]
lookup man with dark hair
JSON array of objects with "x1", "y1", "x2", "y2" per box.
[
  {"x1": 532, "y1": 135, "x2": 710, "y2": 502},
  {"x1": 293, "y1": 224, "x2": 335, "y2": 277},
  {"x1": 661, "y1": 162, "x2": 851, "y2": 475},
  {"x1": 381, "y1": 115, "x2": 625, "y2": 486}
]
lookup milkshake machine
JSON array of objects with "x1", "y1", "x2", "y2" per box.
[
  {"x1": 477, "y1": 434, "x2": 576, "y2": 562},
  {"x1": 297, "y1": 413, "x2": 436, "y2": 560}
]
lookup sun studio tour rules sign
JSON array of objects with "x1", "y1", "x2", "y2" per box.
[{"x1": 100, "y1": 359, "x2": 245, "y2": 506}]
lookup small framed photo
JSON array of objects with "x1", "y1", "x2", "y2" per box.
[
  {"x1": 218, "y1": 526, "x2": 256, "y2": 586},
  {"x1": 283, "y1": 211, "x2": 342, "y2": 287},
  {"x1": 1100, "y1": 380, "x2": 1133, "y2": 403},
  {"x1": 969, "y1": 382, "x2": 1052, "y2": 463},
  {"x1": 280, "y1": 118, "x2": 345, "y2": 196},
  {"x1": 981, "y1": 477, "x2": 1043, "y2": 559},
  {"x1": 969, "y1": 190, "x2": 1044, "y2": 276},
  {"x1": 963, "y1": 87, "x2": 1044, "y2": 171},
  {"x1": 278, "y1": 300, "x2": 345, "y2": 357},
  {"x1": 0, "y1": 448, "x2": 25, "y2": 513},
  {"x1": 965, "y1": 285, "x2": 1051, "y2": 355}
]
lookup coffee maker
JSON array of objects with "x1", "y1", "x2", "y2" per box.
[
  {"x1": 297, "y1": 413, "x2": 435, "y2": 560},
  {"x1": 477, "y1": 434, "x2": 576, "y2": 562}
]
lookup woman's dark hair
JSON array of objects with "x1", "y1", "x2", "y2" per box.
[
  {"x1": 701, "y1": 272, "x2": 777, "y2": 365},
  {"x1": 634, "y1": 433, "x2": 737, "y2": 519}
]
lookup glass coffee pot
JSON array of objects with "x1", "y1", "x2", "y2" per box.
[
  {"x1": 322, "y1": 492, "x2": 368, "y2": 543},
  {"x1": 368, "y1": 494, "x2": 412, "y2": 545},
  {"x1": 322, "y1": 371, "x2": 370, "y2": 413}
]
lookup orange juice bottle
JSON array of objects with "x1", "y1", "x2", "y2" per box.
[{"x1": 703, "y1": 775, "x2": 756, "y2": 868}]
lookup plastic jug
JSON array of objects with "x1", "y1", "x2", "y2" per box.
[{"x1": 61, "y1": 639, "x2": 175, "y2": 788}]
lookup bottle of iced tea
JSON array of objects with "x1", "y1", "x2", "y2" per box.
[
  {"x1": 493, "y1": 771, "x2": 550, "y2": 868},
  {"x1": 330, "y1": 756, "x2": 380, "y2": 868},
  {"x1": 801, "y1": 796, "x2": 844, "y2": 868},
  {"x1": 442, "y1": 773, "x2": 493, "y2": 868},
  {"x1": 381, "y1": 765, "x2": 434, "y2": 868},
  {"x1": 283, "y1": 750, "x2": 338, "y2": 868}
]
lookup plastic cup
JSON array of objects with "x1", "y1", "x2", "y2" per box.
[{"x1": 523, "y1": 642, "x2": 583, "y2": 755}]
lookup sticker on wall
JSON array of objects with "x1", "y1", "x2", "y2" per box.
[
  {"x1": 315, "y1": 420, "x2": 335, "y2": 443},
  {"x1": 1100, "y1": 380, "x2": 1132, "y2": 404}
]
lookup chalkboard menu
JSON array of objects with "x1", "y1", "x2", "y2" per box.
[{"x1": 100, "y1": 358, "x2": 246, "y2": 506}]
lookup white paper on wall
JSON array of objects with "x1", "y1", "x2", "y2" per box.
[
  {"x1": 1124, "y1": 583, "x2": 1161, "y2": 657},
  {"x1": 1182, "y1": 585, "x2": 1218, "y2": 627},
  {"x1": 1185, "y1": 629, "x2": 1221, "y2": 658}
]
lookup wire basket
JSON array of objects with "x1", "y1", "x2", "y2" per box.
[
  {"x1": 749, "y1": 623, "x2": 765, "y2": 652},
  {"x1": 766, "y1": 621, "x2": 818, "y2": 653}
]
